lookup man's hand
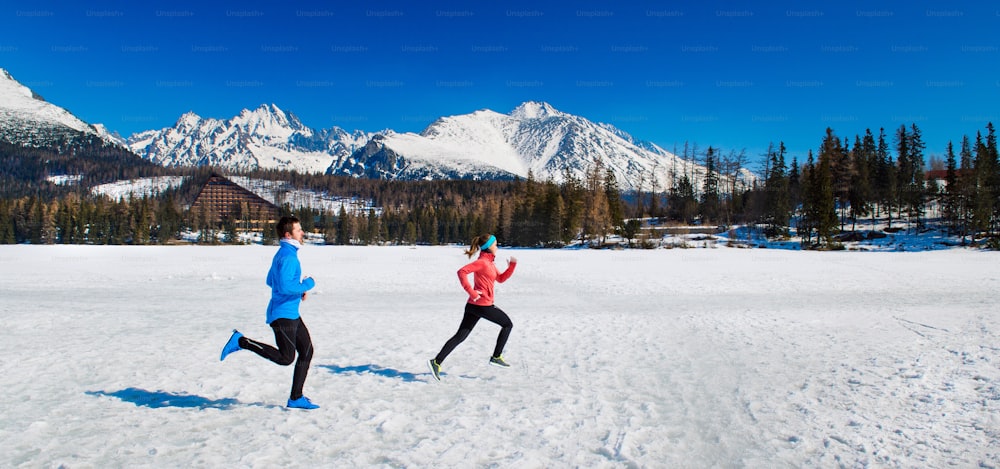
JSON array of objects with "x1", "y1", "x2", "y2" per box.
[{"x1": 301, "y1": 292, "x2": 308, "y2": 301}]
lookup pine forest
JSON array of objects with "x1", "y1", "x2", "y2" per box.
[{"x1": 1, "y1": 123, "x2": 998, "y2": 250}]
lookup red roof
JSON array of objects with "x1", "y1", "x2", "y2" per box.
[{"x1": 924, "y1": 169, "x2": 973, "y2": 180}]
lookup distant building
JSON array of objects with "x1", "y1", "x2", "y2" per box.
[
  {"x1": 189, "y1": 174, "x2": 280, "y2": 230},
  {"x1": 924, "y1": 168, "x2": 973, "y2": 191}
]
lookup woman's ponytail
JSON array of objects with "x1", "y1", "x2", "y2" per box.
[{"x1": 464, "y1": 234, "x2": 491, "y2": 258}]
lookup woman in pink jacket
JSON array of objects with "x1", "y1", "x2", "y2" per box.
[{"x1": 428, "y1": 234, "x2": 517, "y2": 381}]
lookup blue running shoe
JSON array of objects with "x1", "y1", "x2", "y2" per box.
[
  {"x1": 287, "y1": 396, "x2": 319, "y2": 409},
  {"x1": 220, "y1": 330, "x2": 243, "y2": 361}
]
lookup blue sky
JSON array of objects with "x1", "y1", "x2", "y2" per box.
[{"x1": 3, "y1": 0, "x2": 998, "y2": 166}]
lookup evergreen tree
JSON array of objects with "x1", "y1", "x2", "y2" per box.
[
  {"x1": 427, "y1": 214, "x2": 439, "y2": 245},
  {"x1": 668, "y1": 174, "x2": 698, "y2": 224},
  {"x1": 849, "y1": 131, "x2": 874, "y2": 230},
  {"x1": 763, "y1": 142, "x2": 790, "y2": 237},
  {"x1": 700, "y1": 147, "x2": 719, "y2": 224},
  {"x1": 874, "y1": 128, "x2": 897, "y2": 228},
  {"x1": 510, "y1": 172, "x2": 540, "y2": 246},
  {"x1": 957, "y1": 135, "x2": 975, "y2": 243},
  {"x1": 261, "y1": 220, "x2": 277, "y2": 245},
  {"x1": 827, "y1": 131, "x2": 852, "y2": 229},
  {"x1": 366, "y1": 208, "x2": 381, "y2": 245},
  {"x1": 943, "y1": 141, "x2": 960, "y2": 234},
  {"x1": 497, "y1": 199, "x2": 513, "y2": 244},
  {"x1": 559, "y1": 168, "x2": 585, "y2": 243},
  {"x1": 622, "y1": 219, "x2": 642, "y2": 246},
  {"x1": 133, "y1": 198, "x2": 153, "y2": 244},
  {"x1": 0, "y1": 199, "x2": 14, "y2": 243},
  {"x1": 322, "y1": 214, "x2": 338, "y2": 245},
  {"x1": 403, "y1": 221, "x2": 417, "y2": 245},
  {"x1": 894, "y1": 125, "x2": 911, "y2": 225},
  {"x1": 788, "y1": 156, "x2": 801, "y2": 214},
  {"x1": 798, "y1": 152, "x2": 816, "y2": 244},
  {"x1": 295, "y1": 206, "x2": 316, "y2": 233},
  {"x1": 55, "y1": 194, "x2": 76, "y2": 244},
  {"x1": 581, "y1": 158, "x2": 612, "y2": 245},
  {"x1": 604, "y1": 169, "x2": 625, "y2": 233},
  {"x1": 155, "y1": 195, "x2": 182, "y2": 244},
  {"x1": 986, "y1": 123, "x2": 1000, "y2": 239},
  {"x1": 543, "y1": 182, "x2": 565, "y2": 246},
  {"x1": 28, "y1": 197, "x2": 44, "y2": 244},
  {"x1": 802, "y1": 135, "x2": 838, "y2": 248},
  {"x1": 815, "y1": 134, "x2": 839, "y2": 245},
  {"x1": 972, "y1": 131, "x2": 994, "y2": 237},
  {"x1": 905, "y1": 123, "x2": 927, "y2": 228},
  {"x1": 336, "y1": 205, "x2": 352, "y2": 245}
]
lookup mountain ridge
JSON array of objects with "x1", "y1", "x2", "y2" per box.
[{"x1": 1, "y1": 69, "x2": 721, "y2": 190}]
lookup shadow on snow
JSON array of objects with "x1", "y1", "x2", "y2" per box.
[
  {"x1": 319, "y1": 363, "x2": 426, "y2": 382},
  {"x1": 86, "y1": 387, "x2": 277, "y2": 410}
]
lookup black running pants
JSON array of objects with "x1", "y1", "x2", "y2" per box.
[
  {"x1": 435, "y1": 303, "x2": 512, "y2": 364},
  {"x1": 239, "y1": 317, "x2": 314, "y2": 400}
]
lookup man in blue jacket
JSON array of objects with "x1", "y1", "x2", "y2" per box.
[{"x1": 220, "y1": 216, "x2": 319, "y2": 409}]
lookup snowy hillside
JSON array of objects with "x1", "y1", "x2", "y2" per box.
[
  {"x1": 127, "y1": 105, "x2": 372, "y2": 174},
  {"x1": 227, "y1": 176, "x2": 377, "y2": 214},
  {"x1": 0, "y1": 68, "x2": 109, "y2": 146},
  {"x1": 1, "y1": 245, "x2": 997, "y2": 467},
  {"x1": 85, "y1": 175, "x2": 378, "y2": 214},
  {"x1": 332, "y1": 131, "x2": 524, "y2": 181},
  {"x1": 90, "y1": 176, "x2": 188, "y2": 201}
]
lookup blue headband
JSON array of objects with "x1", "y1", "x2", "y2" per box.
[{"x1": 480, "y1": 235, "x2": 496, "y2": 251}]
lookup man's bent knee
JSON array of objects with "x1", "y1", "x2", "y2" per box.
[{"x1": 275, "y1": 352, "x2": 296, "y2": 366}]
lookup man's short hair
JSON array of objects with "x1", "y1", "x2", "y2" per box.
[{"x1": 276, "y1": 216, "x2": 300, "y2": 238}]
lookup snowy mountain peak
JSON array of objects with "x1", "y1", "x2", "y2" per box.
[
  {"x1": 91, "y1": 123, "x2": 127, "y2": 147},
  {"x1": 1, "y1": 68, "x2": 37, "y2": 101},
  {"x1": 356, "y1": 102, "x2": 716, "y2": 190},
  {"x1": 127, "y1": 104, "x2": 372, "y2": 174},
  {"x1": 0, "y1": 68, "x2": 122, "y2": 146},
  {"x1": 510, "y1": 101, "x2": 562, "y2": 120},
  {"x1": 174, "y1": 111, "x2": 205, "y2": 131},
  {"x1": 240, "y1": 103, "x2": 284, "y2": 123},
  {"x1": 232, "y1": 103, "x2": 311, "y2": 136}
]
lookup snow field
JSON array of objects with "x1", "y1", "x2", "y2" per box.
[{"x1": 0, "y1": 245, "x2": 997, "y2": 468}]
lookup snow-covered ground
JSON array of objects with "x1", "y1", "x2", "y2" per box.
[{"x1": 1, "y1": 245, "x2": 997, "y2": 468}]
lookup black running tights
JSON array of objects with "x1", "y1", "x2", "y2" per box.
[
  {"x1": 239, "y1": 317, "x2": 314, "y2": 400},
  {"x1": 435, "y1": 304, "x2": 512, "y2": 364}
]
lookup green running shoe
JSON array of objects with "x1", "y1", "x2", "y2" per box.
[
  {"x1": 428, "y1": 359, "x2": 442, "y2": 381},
  {"x1": 489, "y1": 355, "x2": 510, "y2": 368}
]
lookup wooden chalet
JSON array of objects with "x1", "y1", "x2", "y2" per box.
[{"x1": 189, "y1": 174, "x2": 280, "y2": 230}]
